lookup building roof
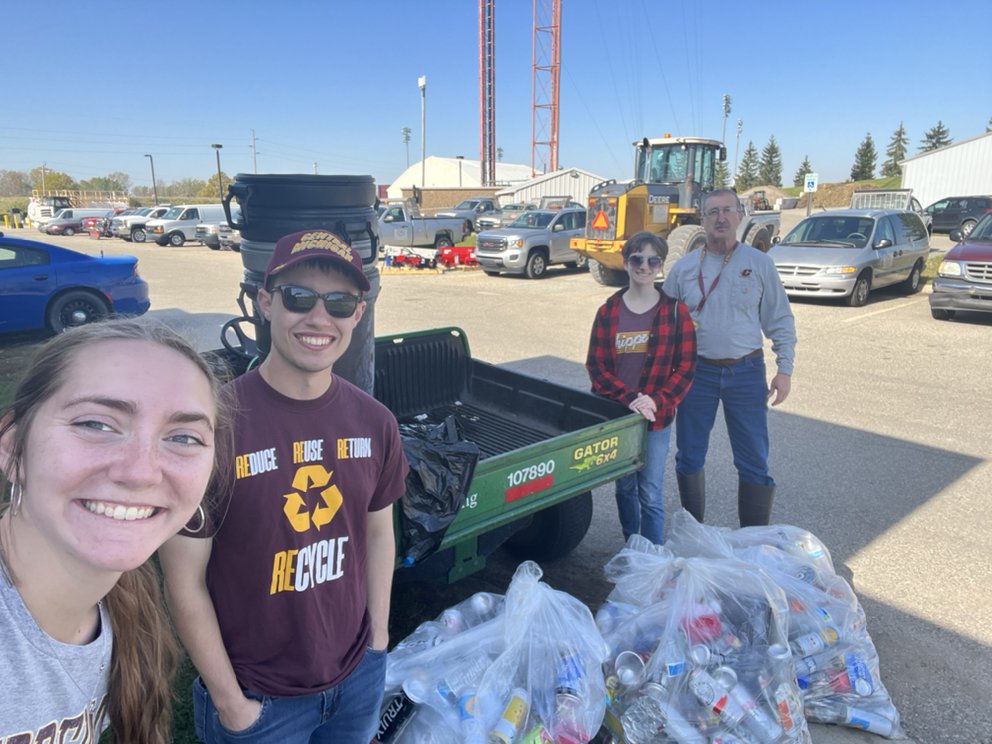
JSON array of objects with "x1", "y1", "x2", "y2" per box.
[
  {"x1": 387, "y1": 157, "x2": 535, "y2": 194},
  {"x1": 900, "y1": 130, "x2": 992, "y2": 165}
]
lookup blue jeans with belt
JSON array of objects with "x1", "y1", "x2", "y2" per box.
[
  {"x1": 193, "y1": 646, "x2": 387, "y2": 744},
  {"x1": 675, "y1": 355, "x2": 773, "y2": 486},
  {"x1": 615, "y1": 425, "x2": 672, "y2": 544}
]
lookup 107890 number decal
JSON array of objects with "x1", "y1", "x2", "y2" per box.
[{"x1": 507, "y1": 459, "x2": 555, "y2": 488}]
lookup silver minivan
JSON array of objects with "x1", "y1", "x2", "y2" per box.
[{"x1": 769, "y1": 209, "x2": 929, "y2": 306}]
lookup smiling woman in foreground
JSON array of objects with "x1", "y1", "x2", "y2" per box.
[{"x1": 0, "y1": 319, "x2": 228, "y2": 743}]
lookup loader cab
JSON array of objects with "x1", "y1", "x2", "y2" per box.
[{"x1": 634, "y1": 136, "x2": 725, "y2": 212}]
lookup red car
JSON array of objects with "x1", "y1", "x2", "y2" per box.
[{"x1": 930, "y1": 213, "x2": 992, "y2": 320}]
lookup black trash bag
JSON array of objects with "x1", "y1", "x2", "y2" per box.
[{"x1": 398, "y1": 415, "x2": 481, "y2": 566}]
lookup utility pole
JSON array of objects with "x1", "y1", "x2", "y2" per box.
[
  {"x1": 401, "y1": 127, "x2": 412, "y2": 168},
  {"x1": 418, "y1": 76, "x2": 427, "y2": 188},
  {"x1": 41, "y1": 163, "x2": 46, "y2": 193},
  {"x1": 721, "y1": 94, "x2": 732, "y2": 144},
  {"x1": 211, "y1": 144, "x2": 224, "y2": 202},
  {"x1": 733, "y1": 119, "x2": 743, "y2": 187},
  {"x1": 313, "y1": 162, "x2": 318, "y2": 175},
  {"x1": 144, "y1": 154, "x2": 159, "y2": 205},
  {"x1": 250, "y1": 129, "x2": 258, "y2": 173}
]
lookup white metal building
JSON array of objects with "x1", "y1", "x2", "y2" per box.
[
  {"x1": 494, "y1": 167, "x2": 606, "y2": 205},
  {"x1": 386, "y1": 157, "x2": 535, "y2": 199},
  {"x1": 900, "y1": 131, "x2": 992, "y2": 207}
]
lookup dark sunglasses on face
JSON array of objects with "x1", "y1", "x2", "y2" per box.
[
  {"x1": 272, "y1": 285, "x2": 362, "y2": 318},
  {"x1": 627, "y1": 254, "x2": 662, "y2": 268}
]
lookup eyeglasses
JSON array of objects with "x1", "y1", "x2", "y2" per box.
[
  {"x1": 703, "y1": 206, "x2": 741, "y2": 219},
  {"x1": 627, "y1": 254, "x2": 662, "y2": 268},
  {"x1": 271, "y1": 285, "x2": 362, "y2": 318}
]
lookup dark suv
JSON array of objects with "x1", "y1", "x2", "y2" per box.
[
  {"x1": 930, "y1": 213, "x2": 992, "y2": 320},
  {"x1": 924, "y1": 196, "x2": 992, "y2": 237}
]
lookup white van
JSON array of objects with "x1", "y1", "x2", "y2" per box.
[
  {"x1": 145, "y1": 204, "x2": 226, "y2": 247},
  {"x1": 35, "y1": 207, "x2": 113, "y2": 232}
]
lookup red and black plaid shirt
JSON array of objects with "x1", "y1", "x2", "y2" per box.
[{"x1": 585, "y1": 290, "x2": 697, "y2": 430}]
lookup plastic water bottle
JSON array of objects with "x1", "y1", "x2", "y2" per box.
[{"x1": 806, "y1": 701, "x2": 894, "y2": 737}]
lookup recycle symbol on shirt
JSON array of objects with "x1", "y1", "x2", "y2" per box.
[{"x1": 282, "y1": 465, "x2": 342, "y2": 532}]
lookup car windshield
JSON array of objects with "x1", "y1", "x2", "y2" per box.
[
  {"x1": 453, "y1": 200, "x2": 480, "y2": 210},
  {"x1": 968, "y1": 214, "x2": 992, "y2": 241},
  {"x1": 782, "y1": 216, "x2": 875, "y2": 248},
  {"x1": 508, "y1": 212, "x2": 555, "y2": 229},
  {"x1": 162, "y1": 207, "x2": 184, "y2": 219}
]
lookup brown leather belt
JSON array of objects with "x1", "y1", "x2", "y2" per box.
[{"x1": 698, "y1": 348, "x2": 762, "y2": 367}]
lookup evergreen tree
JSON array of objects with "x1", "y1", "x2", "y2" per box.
[
  {"x1": 850, "y1": 133, "x2": 877, "y2": 181},
  {"x1": 758, "y1": 135, "x2": 783, "y2": 187},
  {"x1": 714, "y1": 161, "x2": 729, "y2": 189},
  {"x1": 735, "y1": 141, "x2": 759, "y2": 191},
  {"x1": 919, "y1": 121, "x2": 952, "y2": 152},
  {"x1": 792, "y1": 156, "x2": 812, "y2": 188},
  {"x1": 881, "y1": 122, "x2": 909, "y2": 177},
  {"x1": 986, "y1": 116, "x2": 991, "y2": 133}
]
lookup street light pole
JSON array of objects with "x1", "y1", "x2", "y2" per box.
[
  {"x1": 733, "y1": 119, "x2": 743, "y2": 187},
  {"x1": 456, "y1": 155, "x2": 464, "y2": 187},
  {"x1": 418, "y1": 75, "x2": 427, "y2": 188},
  {"x1": 144, "y1": 154, "x2": 159, "y2": 205},
  {"x1": 211, "y1": 144, "x2": 224, "y2": 202}
]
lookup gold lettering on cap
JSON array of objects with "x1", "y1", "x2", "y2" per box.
[{"x1": 289, "y1": 231, "x2": 354, "y2": 263}]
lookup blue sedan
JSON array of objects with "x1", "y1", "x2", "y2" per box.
[{"x1": 0, "y1": 233, "x2": 150, "y2": 334}]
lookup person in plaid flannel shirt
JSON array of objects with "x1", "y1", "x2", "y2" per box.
[{"x1": 586, "y1": 231, "x2": 696, "y2": 544}]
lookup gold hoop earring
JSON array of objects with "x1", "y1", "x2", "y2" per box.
[
  {"x1": 8, "y1": 483, "x2": 22, "y2": 517},
  {"x1": 184, "y1": 504, "x2": 207, "y2": 534}
]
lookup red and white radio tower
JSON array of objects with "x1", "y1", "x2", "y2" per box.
[
  {"x1": 531, "y1": 0, "x2": 560, "y2": 176},
  {"x1": 478, "y1": 0, "x2": 496, "y2": 187}
]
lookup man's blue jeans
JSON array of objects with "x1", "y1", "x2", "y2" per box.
[
  {"x1": 193, "y1": 646, "x2": 387, "y2": 744},
  {"x1": 675, "y1": 355, "x2": 774, "y2": 487},
  {"x1": 615, "y1": 425, "x2": 672, "y2": 544}
]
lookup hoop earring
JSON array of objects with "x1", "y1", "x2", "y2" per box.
[
  {"x1": 8, "y1": 483, "x2": 22, "y2": 517},
  {"x1": 184, "y1": 504, "x2": 207, "y2": 534}
]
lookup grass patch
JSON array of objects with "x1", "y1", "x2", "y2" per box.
[{"x1": 923, "y1": 252, "x2": 943, "y2": 285}]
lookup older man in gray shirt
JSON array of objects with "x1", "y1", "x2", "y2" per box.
[{"x1": 662, "y1": 188, "x2": 796, "y2": 527}]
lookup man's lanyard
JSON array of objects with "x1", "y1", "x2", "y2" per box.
[{"x1": 695, "y1": 245, "x2": 735, "y2": 313}]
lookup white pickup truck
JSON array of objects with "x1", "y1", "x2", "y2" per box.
[{"x1": 377, "y1": 201, "x2": 471, "y2": 250}]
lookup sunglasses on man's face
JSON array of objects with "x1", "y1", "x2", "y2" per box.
[
  {"x1": 626, "y1": 254, "x2": 662, "y2": 269},
  {"x1": 271, "y1": 285, "x2": 362, "y2": 318}
]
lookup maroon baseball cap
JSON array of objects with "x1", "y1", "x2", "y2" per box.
[{"x1": 264, "y1": 229, "x2": 370, "y2": 292}]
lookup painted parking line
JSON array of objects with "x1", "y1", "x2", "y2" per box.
[{"x1": 842, "y1": 297, "x2": 926, "y2": 322}]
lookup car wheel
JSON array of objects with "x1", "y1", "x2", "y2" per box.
[
  {"x1": 571, "y1": 253, "x2": 589, "y2": 270},
  {"x1": 744, "y1": 224, "x2": 771, "y2": 253},
  {"x1": 525, "y1": 250, "x2": 548, "y2": 279},
  {"x1": 930, "y1": 308, "x2": 955, "y2": 321},
  {"x1": 168, "y1": 231, "x2": 185, "y2": 247},
  {"x1": 209, "y1": 242, "x2": 220, "y2": 251},
  {"x1": 434, "y1": 234, "x2": 454, "y2": 249},
  {"x1": 46, "y1": 291, "x2": 110, "y2": 333},
  {"x1": 63, "y1": 227, "x2": 76, "y2": 236},
  {"x1": 846, "y1": 271, "x2": 871, "y2": 307},
  {"x1": 483, "y1": 269, "x2": 500, "y2": 277},
  {"x1": 588, "y1": 258, "x2": 628, "y2": 287},
  {"x1": 901, "y1": 260, "x2": 923, "y2": 294},
  {"x1": 961, "y1": 219, "x2": 977, "y2": 238},
  {"x1": 131, "y1": 227, "x2": 146, "y2": 243},
  {"x1": 231, "y1": 243, "x2": 241, "y2": 253}
]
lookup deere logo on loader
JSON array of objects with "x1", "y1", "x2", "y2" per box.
[{"x1": 592, "y1": 210, "x2": 610, "y2": 230}]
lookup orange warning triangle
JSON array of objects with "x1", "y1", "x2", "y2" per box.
[{"x1": 592, "y1": 210, "x2": 609, "y2": 229}]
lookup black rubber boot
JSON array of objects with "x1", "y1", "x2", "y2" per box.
[
  {"x1": 738, "y1": 480, "x2": 775, "y2": 527},
  {"x1": 676, "y1": 470, "x2": 706, "y2": 522}
]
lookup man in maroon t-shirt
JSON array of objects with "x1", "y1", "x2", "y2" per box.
[{"x1": 160, "y1": 230, "x2": 408, "y2": 743}]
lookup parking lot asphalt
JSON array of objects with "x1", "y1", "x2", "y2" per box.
[{"x1": 9, "y1": 220, "x2": 988, "y2": 743}]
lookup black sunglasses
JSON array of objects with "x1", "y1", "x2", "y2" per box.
[
  {"x1": 626, "y1": 255, "x2": 662, "y2": 268},
  {"x1": 271, "y1": 285, "x2": 362, "y2": 318}
]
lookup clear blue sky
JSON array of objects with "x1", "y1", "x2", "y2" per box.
[{"x1": 4, "y1": 0, "x2": 989, "y2": 190}]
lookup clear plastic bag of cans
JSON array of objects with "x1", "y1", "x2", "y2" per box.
[
  {"x1": 598, "y1": 535, "x2": 812, "y2": 744},
  {"x1": 474, "y1": 560, "x2": 611, "y2": 744},
  {"x1": 665, "y1": 511, "x2": 906, "y2": 739}
]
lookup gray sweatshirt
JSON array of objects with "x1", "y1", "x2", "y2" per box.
[
  {"x1": 0, "y1": 574, "x2": 111, "y2": 741},
  {"x1": 663, "y1": 242, "x2": 796, "y2": 374}
]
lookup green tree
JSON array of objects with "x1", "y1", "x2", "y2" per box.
[
  {"x1": 165, "y1": 178, "x2": 207, "y2": 199},
  {"x1": 79, "y1": 174, "x2": 131, "y2": 192},
  {"x1": 0, "y1": 170, "x2": 33, "y2": 197},
  {"x1": 986, "y1": 116, "x2": 991, "y2": 133},
  {"x1": 850, "y1": 133, "x2": 877, "y2": 181},
  {"x1": 881, "y1": 122, "x2": 909, "y2": 178},
  {"x1": 29, "y1": 166, "x2": 77, "y2": 192},
  {"x1": 197, "y1": 172, "x2": 231, "y2": 200},
  {"x1": 919, "y1": 121, "x2": 951, "y2": 152},
  {"x1": 735, "y1": 141, "x2": 759, "y2": 191},
  {"x1": 758, "y1": 135, "x2": 783, "y2": 187},
  {"x1": 714, "y1": 161, "x2": 729, "y2": 189},
  {"x1": 792, "y1": 156, "x2": 812, "y2": 188}
]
